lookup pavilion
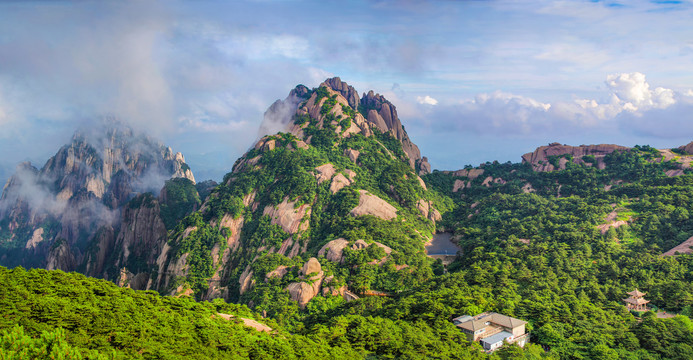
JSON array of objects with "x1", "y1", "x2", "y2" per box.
[{"x1": 623, "y1": 289, "x2": 649, "y2": 312}]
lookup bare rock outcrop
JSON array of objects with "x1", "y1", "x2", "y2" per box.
[
  {"x1": 263, "y1": 198, "x2": 311, "y2": 234},
  {"x1": 522, "y1": 143, "x2": 630, "y2": 172},
  {"x1": 313, "y1": 163, "x2": 355, "y2": 193},
  {"x1": 257, "y1": 84, "x2": 311, "y2": 138},
  {"x1": 451, "y1": 168, "x2": 485, "y2": 179},
  {"x1": 663, "y1": 235, "x2": 693, "y2": 256},
  {"x1": 453, "y1": 179, "x2": 466, "y2": 193},
  {"x1": 110, "y1": 194, "x2": 168, "y2": 287},
  {"x1": 265, "y1": 265, "x2": 289, "y2": 281},
  {"x1": 46, "y1": 240, "x2": 76, "y2": 271},
  {"x1": 323, "y1": 77, "x2": 360, "y2": 109},
  {"x1": 239, "y1": 265, "x2": 255, "y2": 295},
  {"x1": 416, "y1": 199, "x2": 441, "y2": 222},
  {"x1": 330, "y1": 173, "x2": 354, "y2": 193},
  {"x1": 324, "y1": 77, "x2": 430, "y2": 174},
  {"x1": 25, "y1": 228, "x2": 45, "y2": 250},
  {"x1": 345, "y1": 149, "x2": 360, "y2": 163},
  {"x1": 522, "y1": 183, "x2": 535, "y2": 193},
  {"x1": 318, "y1": 238, "x2": 350, "y2": 262},
  {"x1": 314, "y1": 163, "x2": 337, "y2": 183},
  {"x1": 350, "y1": 190, "x2": 397, "y2": 220}
]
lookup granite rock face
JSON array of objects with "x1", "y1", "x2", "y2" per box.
[
  {"x1": 522, "y1": 143, "x2": 630, "y2": 172},
  {"x1": 257, "y1": 77, "x2": 431, "y2": 175},
  {"x1": 350, "y1": 190, "x2": 398, "y2": 221}
]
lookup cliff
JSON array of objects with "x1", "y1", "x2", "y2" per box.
[{"x1": 0, "y1": 123, "x2": 196, "y2": 273}]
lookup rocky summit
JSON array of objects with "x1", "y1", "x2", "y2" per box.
[
  {"x1": 0, "y1": 124, "x2": 195, "y2": 274},
  {"x1": 149, "y1": 77, "x2": 442, "y2": 304},
  {"x1": 260, "y1": 77, "x2": 431, "y2": 175}
]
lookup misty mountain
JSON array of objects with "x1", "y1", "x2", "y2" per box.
[
  {"x1": 102, "y1": 77, "x2": 443, "y2": 305},
  {"x1": 0, "y1": 123, "x2": 196, "y2": 273}
]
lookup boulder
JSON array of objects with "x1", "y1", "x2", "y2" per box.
[
  {"x1": 345, "y1": 148, "x2": 360, "y2": 163},
  {"x1": 314, "y1": 163, "x2": 336, "y2": 183},
  {"x1": 301, "y1": 257, "x2": 322, "y2": 278},
  {"x1": 286, "y1": 282, "x2": 316, "y2": 309},
  {"x1": 417, "y1": 157, "x2": 431, "y2": 176},
  {"x1": 352, "y1": 239, "x2": 369, "y2": 250},
  {"x1": 25, "y1": 228, "x2": 45, "y2": 250},
  {"x1": 239, "y1": 265, "x2": 254, "y2": 295}
]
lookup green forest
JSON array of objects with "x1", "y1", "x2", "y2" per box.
[{"x1": 4, "y1": 85, "x2": 693, "y2": 359}]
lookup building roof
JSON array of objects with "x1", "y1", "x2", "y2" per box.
[
  {"x1": 627, "y1": 289, "x2": 646, "y2": 297},
  {"x1": 455, "y1": 312, "x2": 527, "y2": 332},
  {"x1": 480, "y1": 331, "x2": 513, "y2": 346},
  {"x1": 452, "y1": 315, "x2": 473, "y2": 324},
  {"x1": 457, "y1": 318, "x2": 486, "y2": 331},
  {"x1": 624, "y1": 297, "x2": 650, "y2": 305},
  {"x1": 489, "y1": 313, "x2": 527, "y2": 328}
]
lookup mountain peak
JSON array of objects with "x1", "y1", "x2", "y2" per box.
[
  {"x1": 259, "y1": 77, "x2": 430, "y2": 175},
  {"x1": 321, "y1": 77, "x2": 360, "y2": 109}
]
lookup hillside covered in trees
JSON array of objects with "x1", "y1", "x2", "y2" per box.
[{"x1": 5, "y1": 79, "x2": 693, "y2": 359}]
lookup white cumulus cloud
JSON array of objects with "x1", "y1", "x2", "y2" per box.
[
  {"x1": 605, "y1": 72, "x2": 676, "y2": 112},
  {"x1": 416, "y1": 95, "x2": 438, "y2": 105},
  {"x1": 421, "y1": 72, "x2": 693, "y2": 138}
]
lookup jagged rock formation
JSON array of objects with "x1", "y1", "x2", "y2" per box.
[
  {"x1": 151, "y1": 77, "x2": 440, "y2": 311},
  {"x1": 522, "y1": 142, "x2": 630, "y2": 172},
  {"x1": 0, "y1": 123, "x2": 195, "y2": 274},
  {"x1": 259, "y1": 77, "x2": 431, "y2": 175}
]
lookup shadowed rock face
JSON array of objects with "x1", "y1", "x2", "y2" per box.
[{"x1": 522, "y1": 143, "x2": 630, "y2": 172}]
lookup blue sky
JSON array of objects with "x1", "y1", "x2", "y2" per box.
[{"x1": 2, "y1": 0, "x2": 693, "y2": 182}]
